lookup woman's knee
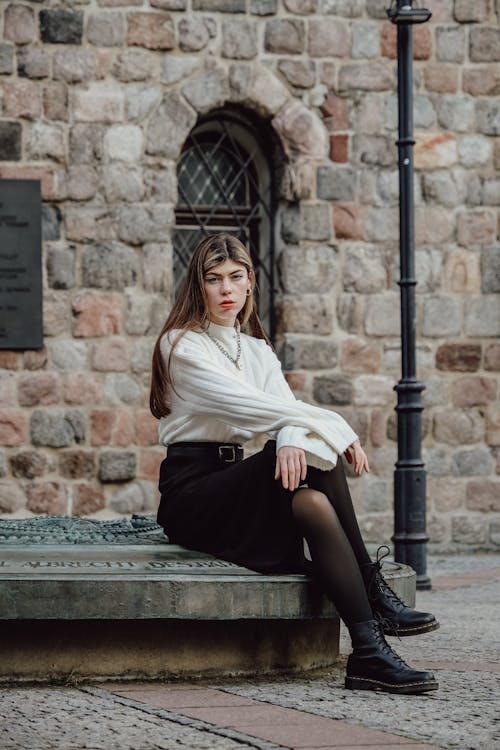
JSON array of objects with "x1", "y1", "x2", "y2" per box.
[{"x1": 292, "y1": 488, "x2": 331, "y2": 522}]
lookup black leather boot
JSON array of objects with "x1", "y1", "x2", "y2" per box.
[
  {"x1": 346, "y1": 619, "x2": 438, "y2": 694},
  {"x1": 361, "y1": 546, "x2": 439, "y2": 637}
]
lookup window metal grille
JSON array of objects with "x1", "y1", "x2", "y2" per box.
[{"x1": 174, "y1": 110, "x2": 276, "y2": 337}]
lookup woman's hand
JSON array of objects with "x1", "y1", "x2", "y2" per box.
[
  {"x1": 344, "y1": 439, "x2": 370, "y2": 476},
  {"x1": 275, "y1": 446, "x2": 307, "y2": 491}
]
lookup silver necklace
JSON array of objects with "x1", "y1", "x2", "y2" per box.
[{"x1": 207, "y1": 325, "x2": 242, "y2": 370}]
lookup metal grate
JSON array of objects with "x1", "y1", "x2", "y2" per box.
[{"x1": 174, "y1": 111, "x2": 276, "y2": 336}]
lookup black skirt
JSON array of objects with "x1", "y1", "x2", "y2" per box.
[{"x1": 157, "y1": 439, "x2": 308, "y2": 574}]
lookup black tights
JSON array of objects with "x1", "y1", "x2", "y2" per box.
[{"x1": 291, "y1": 460, "x2": 373, "y2": 626}]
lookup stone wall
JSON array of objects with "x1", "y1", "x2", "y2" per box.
[{"x1": 0, "y1": 0, "x2": 498, "y2": 551}]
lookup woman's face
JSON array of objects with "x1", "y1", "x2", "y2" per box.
[{"x1": 203, "y1": 259, "x2": 251, "y2": 326}]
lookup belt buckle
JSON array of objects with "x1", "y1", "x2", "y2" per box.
[{"x1": 218, "y1": 445, "x2": 236, "y2": 463}]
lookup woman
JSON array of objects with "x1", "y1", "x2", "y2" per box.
[{"x1": 150, "y1": 233, "x2": 439, "y2": 695}]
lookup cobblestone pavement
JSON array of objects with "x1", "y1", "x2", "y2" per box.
[{"x1": 0, "y1": 555, "x2": 499, "y2": 750}]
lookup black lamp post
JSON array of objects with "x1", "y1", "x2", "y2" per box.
[{"x1": 387, "y1": 1, "x2": 432, "y2": 590}]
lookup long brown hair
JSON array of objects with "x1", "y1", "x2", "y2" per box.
[{"x1": 150, "y1": 233, "x2": 271, "y2": 419}]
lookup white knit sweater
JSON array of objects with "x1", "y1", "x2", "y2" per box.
[{"x1": 158, "y1": 322, "x2": 358, "y2": 471}]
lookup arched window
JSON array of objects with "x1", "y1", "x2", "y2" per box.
[{"x1": 174, "y1": 109, "x2": 277, "y2": 336}]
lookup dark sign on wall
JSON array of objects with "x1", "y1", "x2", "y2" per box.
[{"x1": 0, "y1": 180, "x2": 42, "y2": 349}]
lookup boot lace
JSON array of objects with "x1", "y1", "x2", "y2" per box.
[
  {"x1": 369, "y1": 545, "x2": 406, "y2": 608},
  {"x1": 372, "y1": 620, "x2": 407, "y2": 667}
]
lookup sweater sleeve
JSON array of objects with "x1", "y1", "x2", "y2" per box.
[
  {"x1": 163, "y1": 332, "x2": 357, "y2": 464},
  {"x1": 261, "y1": 343, "x2": 354, "y2": 470}
]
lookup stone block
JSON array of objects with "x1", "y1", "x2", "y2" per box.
[
  {"x1": 470, "y1": 26, "x2": 500, "y2": 62},
  {"x1": 126, "y1": 85, "x2": 162, "y2": 122},
  {"x1": 0, "y1": 412, "x2": 23, "y2": 448},
  {"x1": 277, "y1": 295, "x2": 333, "y2": 335},
  {"x1": 329, "y1": 135, "x2": 349, "y2": 163},
  {"x1": 53, "y1": 50, "x2": 98, "y2": 83},
  {"x1": 452, "y1": 448, "x2": 494, "y2": 477},
  {"x1": 138, "y1": 449, "x2": 164, "y2": 481},
  {"x1": 466, "y1": 480, "x2": 500, "y2": 512},
  {"x1": 351, "y1": 21, "x2": 379, "y2": 59},
  {"x1": 317, "y1": 166, "x2": 355, "y2": 201},
  {"x1": 0, "y1": 122, "x2": 22, "y2": 161},
  {"x1": 17, "y1": 48, "x2": 49, "y2": 80},
  {"x1": 360, "y1": 478, "x2": 389, "y2": 512},
  {"x1": 103, "y1": 125, "x2": 143, "y2": 163},
  {"x1": 221, "y1": 20, "x2": 258, "y2": 59},
  {"x1": 160, "y1": 55, "x2": 201, "y2": 85},
  {"x1": 480, "y1": 246, "x2": 500, "y2": 293},
  {"x1": 104, "y1": 165, "x2": 145, "y2": 203},
  {"x1": 433, "y1": 408, "x2": 484, "y2": 446},
  {"x1": 43, "y1": 82, "x2": 68, "y2": 122},
  {"x1": 230, "y1": 63, "x2": 290, "y2": 119},
  {"x1": 0, "y1": 43, "x2": 14, "y2": 78},
  {"x1": 436, "y1": 343, "x2": 481, "y2": 372},
  {"x1": 483, "y1": 178, "x2": 500, "y2": 205},
  {"x1": 43, "y1": 290, "x2": 69, "y2": 338},
  {"x1": 476, "y1": 99, "x2": 500, "y2": 135},
  {"x1": 50, "y1": 340, "x2": 87, "y2": 371},
  {"x1": 72, "y1": 83, "x2": 124, "y2": 123},
  {"x1": 182, "y1": 69, "x2": 231, "y2": 114},
  {"x1": 321, "y1": 93, "x2": 349, "y2": 129},
  {"x1": 444, "y1": 247, "x2": 481, "y2": 294},
  {"x1": 18, "y1": 373, "x2": 60, "y2": 408},
  {"x1": 414, "y1": 133, "x2": 457, "y2": 170},
  {"x1": 486, "y1": 404, "x2": 500, "y2": 446},
  {"x1": 250, "y1": 0, "x2": 277, "y2": 12},
  {"x1": 131, "y1": 338, "x2": 155, "y2": 375},
  {"x1": 279, "y1": 244, "x2": 338, "y2": 295},
  {"x1": 452, "y1": 515, "x2": 487, "y2": 544},
  {"x1": 70, "y1": 124, "x2": 104, "y2": 164},
  {"x1": 343, "y1": 244, "x2": 387, "y2": 294},
  {"x1": 63, "y1": 373, "x2": 102, "y2": 406},
  {"x1": 457, "y1": 210, "x2": 496, "y2": 248},
  {"x1": 333, "y1": 204, "x2": 363, "y2": 240},
  {"x1": 146, "y1": 92, "x2": 197, "y2": 158},
  {"x1": 280, "y1": 336, "x2": 338, "y2": 370},
  {"x1": 10, "y1": 452, "x2": 48, "y2": 480},
  {"x1": 40, "y1": 9, "x2": 83, "y2": 44},
  {"x1": 117, "y1": 205, "x2": 174, "y2": 245},
  {"x1": 313, "y1": 375, "x2": 352, "y2": 406},
  {"x1": 364, "y1": 294, "x2": 400, "y2": 337},
  {"x1": 437, "y1": 96, "x2": 475, "y2": 133},
  {"x1": 23, "y1": 350, "x2": 47, "y2": 372},
  {"x1": 178, "y1": 17, "x2": 210, "y2": 52},
  {"x1": 308, "y1": 18, "x2": 350, "y2": 57},
  {"x1": 99, "y1": 450, "x2": 137, "y2": 482},
  {"x1": 87, "y1": 12, "x2": 126, "y2": 46},
  {"x1": 451, "y1": 376, "x2": 497, "y2": 408},
  {"x1": 485, "y1": 343, "x2": 500, "y2": 371},
  {"x1": 463, "y1": 66, "x2": 500, "y2": 97},
  {"x1": 429, "y1": 478, "x2": 465, "y2": 512},
  {"x1": 72, "y1": 292, "x2": 122, "y2": 338},
  {"x1": 353, "y1": 375, "x2": 394, "y2": 407},
  {"x1": 31, "y1": 409, "x2": 85, "y2": 448},
  {"x1": 113, "y1": 50, "x2": 158, "y2": 82},
  {"x1": 436, "y1": 25, "x2": 465, "y2": 62},
  {"x1": 91, "y1": 338, "x2": 129, "y2": 372},
  {"x1": 265, "y1": 19, "x2": 305, "y2": 54},
  {"x1": 301, "y1": 204, "x2": 332, "y2": 241},
  {"x1": 110, "y1": 483, "x2": 145, "y2": 514},
  {"x1": 151, "y1": 0, "x2": 186, "y2": 6},
  {"x1": 59, "y1": 450, "x2": 96, "y2": 480},
  {"x1": 42, "y1": 205, "x2": 62, "y2": 243},
  {"x1": 422, "y1": 296, "x2": 461, "y2": 337},
  {"x1": 0, "y1": 373, "x2": 16, "y2": 408},
  {"x1": 66, "y1": 165, "x2": 99, "y2": 202},
  {"x1": 4, "y1": 4, "x2": 35, "y2": 45},
  {"x1": 284, "y1": 0, "x2": 317, "y2": 11},
  {"x1": 381, "y1": 22, "x2": 431, "y2": 60},
  {"x1": 423, "y1": 446, "x2": 453, "y2": 478},
  {"x1": 272, "y1": 100, "x2": 326, "y2": 159},
  {"x1": 142, "y1": 244, "x2": 173, "y2": 293},
  {"x1": 81, "y1": 242, "x2": 137, "y2": 291},
  {"x1": 125, "y1": 294, "x2": 154, "y2": 336},
  {"x1": 341, "y1": 338, "x2": 381, "y2": 374},
  {"x1": 4, "y1": 80, "x2": 41, "y2": 120},
  {"x1": 72, "y1": 483, "x2": 105, "y2": 516},
  {"x1": 354, "y1": 134, "x2": 396, "y2": 167},
  {"x1": 0, "y1": 480, "x2": 25, "y2": 512},
  {"x1": 458, "y1": 135, "x2": 492, "y2": 167},
  {"x1": 26, "y1": 482, "x2": 66, "y2": 515},
  {"x1": 0, "y1": 351, "x2": 20, "y2": 371},
  {"x1": 338, "y1": 63, "x2": 392, "y2": 92},
  {"x1": 103, "y1": 374, "x2": 142, "y2": 406},
  {"x1": 322, "y1": 0, "x2": 363, "y2": 14},
  {"x1": 135, "y1": 410, "x2": 159, "y2": 446},
  {"x1": 454, "y1": 0, "x2": 490, "y2": 21},
  {"x1": 193, "y1": 0, "x2": 245, "y2": 8},
  {"x1": 127, "y1": 12, "x2": 175, "y2": 50},
  {"x1": 423, "y1": 64, "x2": 458, "y2": 93},
  {"x1": 278, "y1": 60, "x2": 315, "y2": 89}
]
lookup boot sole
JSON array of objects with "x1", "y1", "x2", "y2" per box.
[
  {"x1": 345, "y1": 676, "x2": 439, "y2": 695},
  {"x1": 383, "y1": 620, "x2": 440, "y2": 637}
]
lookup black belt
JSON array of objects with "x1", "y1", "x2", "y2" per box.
[{"x1": 167, "y1": 441, "x2": 244, "y2": 464}]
